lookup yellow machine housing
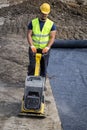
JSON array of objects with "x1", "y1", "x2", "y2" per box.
[{"x1": 20, "y1": 53, "x2": 45, "y2": 117}]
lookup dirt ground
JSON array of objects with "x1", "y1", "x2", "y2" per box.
[
  {"x1": 0, "y1": 0, "x2": 87, "y2": 130},
  {"x1": 0, "y1": 35, "x2": 62, "y2": 130}
]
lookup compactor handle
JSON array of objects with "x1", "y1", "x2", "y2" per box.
[{"x1": 34, "y1": 53, "x2": 42, "y2": 76}]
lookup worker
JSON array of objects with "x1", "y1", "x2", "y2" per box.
[{"x1": 27, "y1": 3, "x2": 56, "y2": 78}]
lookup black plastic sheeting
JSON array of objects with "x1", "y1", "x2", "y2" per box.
[
  {"x1": 48, "y1": 42, "x2": 87, "y2": 130},
  {"x1": 52, "y1": 40, "x2": 87, "y2": 48}
]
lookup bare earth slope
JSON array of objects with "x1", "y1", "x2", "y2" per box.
[{"x1": 0, "y1": 0, "x2": 87, "y2": 39}]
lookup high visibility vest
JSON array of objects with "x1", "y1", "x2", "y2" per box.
[{"x1": 32, "y1": 18, "x2": 53, "y2": 49}]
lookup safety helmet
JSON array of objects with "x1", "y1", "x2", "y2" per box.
[{"x1": 40, "y1": 3, "x2": 50, "y2": 14}]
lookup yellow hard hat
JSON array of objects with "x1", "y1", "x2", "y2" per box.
[{"x1": 40, "y1": 3, "x2": 50, "y2": 14}]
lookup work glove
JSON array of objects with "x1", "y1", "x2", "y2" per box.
[
  {"x1": 31, "y1": 45, "x2": 37, "y2": 53},
  {"x1": 42, "y1": 47, "x2": 50, "y2": 53}
]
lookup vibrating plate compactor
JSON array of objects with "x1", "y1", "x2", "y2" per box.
[{"x1": 19, "y1": 53, "x2": 46, "y2": 117}]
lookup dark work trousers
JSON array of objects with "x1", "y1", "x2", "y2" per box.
[{"x1": 28, "y1": 47, "x2": 50, "y2": 77}]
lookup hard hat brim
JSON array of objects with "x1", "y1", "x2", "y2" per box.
[{"x1": 40, "y1": 10, "x2": 50, "y2": 14}]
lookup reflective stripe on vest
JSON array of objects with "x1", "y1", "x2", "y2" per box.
[{"x1": 32, "y1": 18, "x2": 53, "y2": 49}]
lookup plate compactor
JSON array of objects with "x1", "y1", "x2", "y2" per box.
[{"x1": 19, "y1": 53, "x2": 46, "y2": 117}]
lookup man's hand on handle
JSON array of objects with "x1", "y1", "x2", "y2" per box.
[
  {"x1": 42, "y1": 47, "x2": 50, "y2": 53},
  {"x1": 31, "y1": 45, "x2": 37, "y2": 53}
]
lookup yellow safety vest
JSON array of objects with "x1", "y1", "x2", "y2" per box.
[{"x1": 32, "y1": 18, "x2": 53, "y2": 49}]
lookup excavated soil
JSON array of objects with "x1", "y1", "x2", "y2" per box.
[{"x1": 0, "y1": 0, "x2": 87, "y2": 39}]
